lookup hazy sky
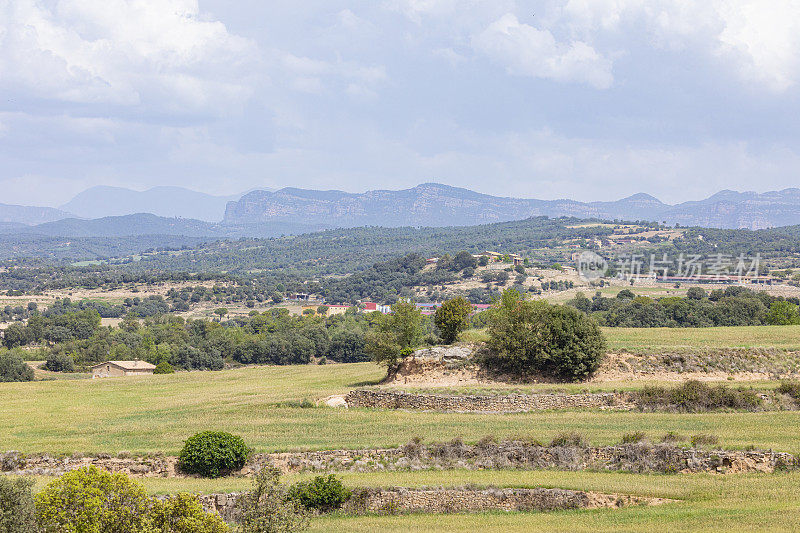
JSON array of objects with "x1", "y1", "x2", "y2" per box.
[{"x1": 2, "y1": 0, "x2": 800, "y2": 207}]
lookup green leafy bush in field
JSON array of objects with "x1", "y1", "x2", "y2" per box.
[
  {"x1": 43, "y1": 353, "x2": 75, "y2": 372},
  {"x1": 635, "y1": 380, "x2": 761, "y2": 412},
  {"x1": 486, "y1": 290, "x2": 606, "y2": 381},
  {"x1": 288, "y1": 475, "x2": 351, "y2": 512},
  {"x1": 35, "y1": 466, "x2": 152, "y2": 532},
  {"x1": 151, "y1": 493, "x2": 229, "y2": 533},
  {"x1": 0, "y1": 476, "x2": 37, "y2": 533},
  {"x1": 154, "y1": 361, "x2": 175, "y2": 374},
  {"x1": 179, "y1": 431, "x2": 250, "y2": 478},
  {"x1": 34, "y1": 466, "x2": 229, "y2": 532},
  {"x1": 0, "y1": 350, "x2": 34, "y2": 382}
]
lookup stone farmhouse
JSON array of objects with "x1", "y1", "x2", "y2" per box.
[{"x1": 91, "y1": 360, "x2": 156, "y2": 378}]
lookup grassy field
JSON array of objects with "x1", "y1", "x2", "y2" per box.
[
  {"x1": 2, "y1": 364, "x2": 800, "y2": 454},
  {"x1": 604, "y1": 325, "x2": 800, "y2": 352},
  {"x1": 21, "y1": 469, "x2": 800, "y2": 532},
  {"x1": 461, "y1": 324, "x2": 800, "y2": 352}
]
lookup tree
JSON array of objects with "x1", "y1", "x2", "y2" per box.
[
  {"x1": 686, "y1": 287, "x2": 706, "y2": 300},
  {"x1": 364, "y1": 300, "x2": 423, "y2": 368},
  {"x1": 434, "y1": 297, "x2": 472, "y2": 344},
  {"x1": 236, "y1": 467, "x2": 309, "y2": 533},
  {"x1": 766, "y1": 300, "x2": 800, "y2": 325},
  {"x1": 0, "y1": 477, "x2": 37, "y2": 533},
  {"x1": 389, "y1": 300, "x2": 424, "y2": 350},
  {"x1": 451, "y1": 251, "x2": 477, "y2": 271},
  {"x1": 213, "y1": 308, "x2": 228, "y2": 322},
  {"x1": 0, "y1": 350, "x2": 34, "y2": 382},
  {"x1": 486, "y1": 290, "x2": 606, "y2": 381}
]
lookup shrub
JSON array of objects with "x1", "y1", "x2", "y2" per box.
[
  {"x1": 288, "y1": 475, "x2": 351, "y2": 512},
  {"x1": 0, "y1": 476, "x2": 37, "y2": 533},
  {"x1": 151, "y1": 493, "x2": 230, "y2": 533},
  {"x1": 43, "y1": 353, "x2": 75, "y2": 373},
  {"x1": 236, "y1": 467, "x2": 309, "y2": 533},
  {"x1": 691, "y1": 434, "x2": 719, "y2": 447},
  {"x1": 179, "y1": 431, "x2": 250, "y2": 478},
  {"x1": 35, "y1": 466, "x2": 152, "y2": 532},
  {"x1": 154, "y1": 361, "x2": 175, "y2": 374},
  {"x1": 635, "y1": 381, "x2": 761, "y2": 412},
  {"x1": 0, "y1": 351, "x2": 34, "y2": 382},
  {"x1": 778, "y1": 381, "x2": 800, "y2": 400},
  {"x1": 660, "y1": 431, "x2": 687, "y2": 443},
  {"x1": 621, "y1": 431, "x2": 646, "y2": 444},
  {"x1": 486, "y1": 290, "x2": 606, "y2": 381},
  {"x1": 549, "y1": 432, "x2": 587, "y2": 447},
  {"x1": 434, "y1": 297, "x2": 473, "y2": 344}
]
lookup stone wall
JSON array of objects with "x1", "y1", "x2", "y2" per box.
[
  {"x1": 4, "y1": 441, "x2": 795, "y2": 477},
  {"x1": 195, "y1": 487, "x2": 667, "y2": 519},
  {"x1": 345, "y1": 389, "x2": 629, "y2": 413}
]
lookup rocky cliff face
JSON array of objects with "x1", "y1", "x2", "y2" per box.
[{"x1": 223, "y1": 183, "x2": 800, "y2": 230}]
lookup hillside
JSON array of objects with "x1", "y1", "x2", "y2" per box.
[
  {"x1": 223, "y1": 183, "x2": 800, "y2": 230},
  {"x1": 0, "y1": 203, "x2": 73, "y2": 225}
]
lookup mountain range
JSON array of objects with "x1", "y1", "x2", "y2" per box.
[
  {"x1": 3, "y1": 183, "x2": 800, "y2": 236},
  {"x1": 223, "y1": 183, "x2": 800, "y2": 230}
]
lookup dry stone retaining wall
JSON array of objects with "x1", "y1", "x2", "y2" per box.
[
  {"x1": 196, "y1": 487, "x2": 667, "y2": 519},
  {"x1": 3, "y1": 442, "x2": 795, "y2": 477},
  {"x1": 345, "y1": 389, "x2": 629, "y2": 412}
]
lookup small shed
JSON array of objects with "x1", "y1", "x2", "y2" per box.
[{"x1": 91, "y1": 360, "x2": 156, "y2": 378}]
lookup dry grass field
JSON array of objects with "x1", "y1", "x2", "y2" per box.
[{"x1": 2, "y1": 363, "x2": 800, "y2": 455}]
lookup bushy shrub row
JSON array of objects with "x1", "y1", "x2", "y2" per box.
[{"x1": 634, "y1": 380, "x2": 762, "y2": 412}]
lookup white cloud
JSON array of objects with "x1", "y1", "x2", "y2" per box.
[
  {"x1": 280, "y1": 52, "x2": 387, "y2": 97},
  {"x1": 473, "y1": 13, "x2": 613, "y2": 89},
  {"x1": 561, "y1": 0, "x2": 800, "y2": 92},
  {"x1": 0, "y1": 0, "x2": 257, "y2": 114}
]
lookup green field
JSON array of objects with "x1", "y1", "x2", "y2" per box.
[
  {"x1": 21, "y1": 469, "x2": 800, "y2": 532},
  {"x1": 604, "y1": 325, "x2": 800, "y2": 352},
  {"x1": 2, "y1": 364, "x2": 800, "y2": 454},
  {"x1": 462, "y1": 324, "x2": 800, "y2": 352}
]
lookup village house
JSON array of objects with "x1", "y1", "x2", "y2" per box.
[{"x1": 91, "y1": 360, "x2": 156, "y2": 378}]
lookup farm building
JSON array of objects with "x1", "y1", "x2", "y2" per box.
[{"x1": 91, "y1": 360, "x2": 156, "y2": 378}]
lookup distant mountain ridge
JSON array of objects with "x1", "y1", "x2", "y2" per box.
[
  {"x1": 60, "y1": 186, "x2": 247, "y2": 222},
  {"x1": 1, "y1": 213, "x2": 330, "y2": 239},
  {"x1": 6, "y1": 182, "x2": 800, "y2": 231},
  {"x1": 223, "y1": 183, "x2": 800, "y2": 230},
  {"x1": 0, "y1": 203, "x2": 73, "y2": 225}
]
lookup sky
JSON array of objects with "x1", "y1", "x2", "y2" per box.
[{"x1": 2, "y1": 0, "x2": 800, "y2": 207}]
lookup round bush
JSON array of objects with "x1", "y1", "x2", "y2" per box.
[
  {"x1": 288, "y1": 474, "x2": 351, "y2": 512},
  {"x1": 0, "y1": 351, "x2": 34, "y2": 382},
  {"x1": 179, "y1": 431, "x2": 250, "y2": 478},
  {"x1": 153, "y1": 361, "x2": 175, "y2": 374},
  {"x1": 43, "y1": 353, "x2": 75, "y2": 373}
]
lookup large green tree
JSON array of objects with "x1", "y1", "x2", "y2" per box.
[
  {"x1": 434, "y1": 297, "x2": 473, "y2": 344},
  {"x1": 487, "y1": 290, "x2": 606, "y2": 381}
]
